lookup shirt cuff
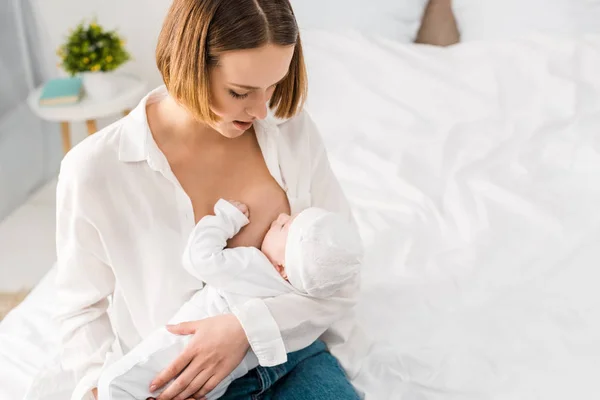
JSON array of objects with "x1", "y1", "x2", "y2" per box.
[{"x1": 232, "y1": 298, "x2": 288, "y2": 367}]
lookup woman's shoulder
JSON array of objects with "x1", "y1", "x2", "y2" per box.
[
  {"x1": 59, "y1": 116, "x2": 134, "y2": 186},
  {"x1": 269, "y1": 108, "x2": 324, "y2": 151},
  {"x1": 60, "y1": 89, "x2": 155, "y2": 185},
  {"x1": 272, "y1": 108, "x2": 315, "y2": 133}
]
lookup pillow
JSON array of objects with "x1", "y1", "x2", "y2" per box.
[
  {"x1": 291, "y1": 0, "x2": 429, "y2": 42},
  {"x1": 453, "y1": 0, "x2": 600, "y2": 41}
]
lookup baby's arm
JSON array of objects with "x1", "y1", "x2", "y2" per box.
[
  {"x1": 183, "y1": 199, "x2": 289, "y2": 298},
  {"x1": 182, "y1": 199, "x2": 256, "y2": 286}
]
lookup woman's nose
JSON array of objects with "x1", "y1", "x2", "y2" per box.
[
  {"x1": 246, "y1": 91, "x2": 269, "y2": 120},
  {"x1": 246, "y1": 101, "x2": 268, "y2": 120}
]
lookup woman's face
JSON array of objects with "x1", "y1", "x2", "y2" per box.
[{"x1": 208, "y1": 44, "x2": 295, "y2": 138}]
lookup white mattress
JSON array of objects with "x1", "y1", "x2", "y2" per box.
[{"x1": 3, "y1": 31, "x2": 600, "y2": 399}]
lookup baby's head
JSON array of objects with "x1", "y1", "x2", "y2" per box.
[{"x1": 261, "y1": 208, "x2": 363, "y2": 297}]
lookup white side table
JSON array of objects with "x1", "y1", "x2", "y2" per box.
[{"x1": 27, "y1": 74, "x2": 148, "y2": 154}]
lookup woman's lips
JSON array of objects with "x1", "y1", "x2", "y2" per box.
[{"x1": 233, "y1": 120, "x2": 253, "y2": 131}]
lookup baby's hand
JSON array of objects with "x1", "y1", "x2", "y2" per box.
[{"x1": 228, "y1": 200, "x2": 249, "y2": 219}]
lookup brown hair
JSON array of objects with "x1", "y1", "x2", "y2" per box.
[{"x1": 156, "y1": 0, "x2": 307, "y2": 123}]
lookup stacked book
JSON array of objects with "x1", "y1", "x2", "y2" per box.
[{"x1": 38, "y1": 77, "x2": 83, "y2": 106}]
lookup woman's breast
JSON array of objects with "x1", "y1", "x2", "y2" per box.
[
  {"x1": 181, "y1": 138, "x2": 292, "y2": 250},
  {"x1": 187, "y1": 175, "x2": 290, "y2": 249},
  {"x1": 228, "y1": 180, "x2": 290, "y2": 249}
]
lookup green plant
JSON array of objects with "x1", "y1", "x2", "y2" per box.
[{"x1": 57, "y1": 19, "x2": 131, "y2": 75}]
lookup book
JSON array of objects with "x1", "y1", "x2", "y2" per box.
[{"x1": 39, "y1": 77, "x2": 83, "y2": 106}]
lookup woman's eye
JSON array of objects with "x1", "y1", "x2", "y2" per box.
[{"x1": 229, "y1": 90, "x2": 248, "y2": 99}]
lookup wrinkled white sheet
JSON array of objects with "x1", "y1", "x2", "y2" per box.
[
  {"x1": 2, "y1": 31, "x2": 600, "y2": 399},
  {"x1": 303, "y1": 31, "x2": 600, "y2": 399},
  {"x1": 0, "y1": 267, "x2": 62, "y2": 399}
]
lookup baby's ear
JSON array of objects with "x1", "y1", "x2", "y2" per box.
[{"x1": 275, "y1": 263, "x2": 287, "y2": 278}]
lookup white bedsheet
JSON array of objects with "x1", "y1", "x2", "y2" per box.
[
  {"x1": 2, "y1": 31, "x2": 600, "y2": 399},
  {"x1": 0, "y1": 267, "x2": 62, "y2": 399},
  {"x1": 303, "y1": 31, "x2": 600, "y2": 399}
]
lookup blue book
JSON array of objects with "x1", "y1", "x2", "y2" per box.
[{"x1": 39, "y1": 77, "x2": 83, "y2": 106}]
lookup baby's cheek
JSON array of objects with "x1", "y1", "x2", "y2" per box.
[{"x1": 276, "y1": 233, "x2": 288, "y2": 262}]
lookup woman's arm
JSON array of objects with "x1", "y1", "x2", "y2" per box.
[
  {"x1": 231, "y1": 110, "x2": 361, "y2": 364},
  {"x1": 55, "y1": 156, "x2": 116, "y2": 400}
]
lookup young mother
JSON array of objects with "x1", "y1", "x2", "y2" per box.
[{"x1": 55, "y1": 0, "x2": 363, "y2": 399}]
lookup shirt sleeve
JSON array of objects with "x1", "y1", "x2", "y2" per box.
[
  {"x1": 54, "y1": 158, "x2": 116, "y2": 400},
  {"x1": 182, "y1": 199, "x2": 249, "y2": 286},
  {"x1": 232, "y1": 111, "x2": 361, "y2": 367},
  {"x1": 183, "y1": 199, "x2": 289, "y2": 296}
]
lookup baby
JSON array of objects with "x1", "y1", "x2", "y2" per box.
[{"x1": 98, "y1": 199, "x2": 362, "y2": 400}]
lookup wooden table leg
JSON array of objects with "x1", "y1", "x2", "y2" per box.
[
  {"x1": 86, "y1": 119, "x2": 97, "y2": 136},
  {"x1": 60, "y1": 121, "x2": 71, "y2": 154}
]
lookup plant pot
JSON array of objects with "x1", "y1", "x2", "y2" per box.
[{"x1": 82, "y1": 71, "x2": 120, "y2": 100}]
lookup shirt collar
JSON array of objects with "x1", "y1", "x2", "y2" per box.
[
  {"x1": 118, "y1": 86, "x2": 168, "y2": 163},
  {"x1": 254, "y1": 118, "x2": 285, "y2": 189},
  {"x1": 118, "y1": 85, "x2": 285, "y2": 185}
]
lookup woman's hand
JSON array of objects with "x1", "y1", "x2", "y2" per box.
[{"x1": 150, "y1": 314, "x2": 249, "y2": 400}]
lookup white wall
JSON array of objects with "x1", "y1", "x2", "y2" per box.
[
  {"x1": 32, "y1": 0, "x2": 172, "y2": 89},
  {"x1": 1, "y1": 1, "x2": 172, "y2": 221},
  {"x1": 0, "y1": 0, "x2": 60, "y2": 220}
]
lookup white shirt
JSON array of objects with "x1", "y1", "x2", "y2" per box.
[{"x1": 53, "y1": 86, "x2": 365, "y2": 400}]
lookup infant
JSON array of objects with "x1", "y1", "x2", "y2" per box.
[{"x1": 98, "y1": 199, "x2": 362, "y2": 400}]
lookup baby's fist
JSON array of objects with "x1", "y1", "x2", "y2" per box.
[{"x1": 229, "y1": 200, "x2": 249, "y2": 219}]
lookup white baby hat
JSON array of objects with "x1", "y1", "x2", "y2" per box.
[{"x1": 285, "y1": 207, "x2": 363, "y2": 298}]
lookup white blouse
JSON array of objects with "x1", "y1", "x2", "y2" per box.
[{"x1": 54, "y1": 86, "x2": 365, "y2": 400}]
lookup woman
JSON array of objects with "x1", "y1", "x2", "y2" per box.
[{"x1": 54, "y1": 0, "x2": 363, "y2": 399}]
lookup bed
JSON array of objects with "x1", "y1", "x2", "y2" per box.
[
  {"x1": 302, "y1": 30, "x2": 600, "y2": 399},
  {"x1": 3, "y1": 26, "x2": 600, "y2": 400}
]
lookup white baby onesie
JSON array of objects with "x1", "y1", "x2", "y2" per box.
[{"x1": 97, "y1": 199, "x2": 297, "y2": 400}]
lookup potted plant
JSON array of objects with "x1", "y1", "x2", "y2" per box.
[{"x1": 57, "y1": 19, "x2": 131, "y2": 100}]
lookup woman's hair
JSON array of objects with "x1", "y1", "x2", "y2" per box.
[{"x1": 156, "y1": 0, "x2": 307, "y2": 122}]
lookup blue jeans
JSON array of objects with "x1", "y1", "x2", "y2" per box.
[{"x1": 220, "y1": 340, "x2": 359, "y2": 400}]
